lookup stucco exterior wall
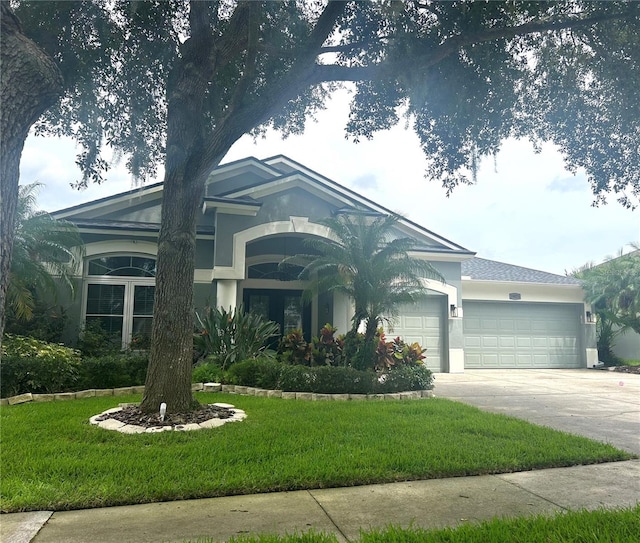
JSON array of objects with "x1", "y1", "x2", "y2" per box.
[{"x1": 613, "y1": 329, "x2": 640, "y2": 360}]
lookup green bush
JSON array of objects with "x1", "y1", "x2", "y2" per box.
[
  {"x1": 76, "y1": 320, "x2": 122, "y2": 357},
  {"x1": 192, "y1": 360, "x2": 226, "y2": 384},
  {"x1": 377, "y1": 365, "x2": 434, "y2": 393},
  {"x1": 228, "y1": 358, "x2": 431, "y2": 394},
  {"x1": 279, "y1": 365, "x2": 377, "y2": 394},
  {"x1": 228, "y1": 358, "x2": 283, "y2": 389},
  {"x1": 1, "y1": 334, "x2": 82, "y2": 397},
  {"x1": 78, "y1": 353, "x2": 148, "y2": 389}
]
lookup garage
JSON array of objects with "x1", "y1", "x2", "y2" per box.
[
  {"x1": 389, "y1": 295, "x2": 446, "y2": 372},
  {"x1": 463, "y1": 301, "x2": 582, "y2": 368}
]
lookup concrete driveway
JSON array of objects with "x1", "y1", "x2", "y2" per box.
[{"x1": 434, "y1": 369, "x2": 640, "y2": 455}]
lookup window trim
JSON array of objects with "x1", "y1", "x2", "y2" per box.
[{"x1": 82, "y1": 253, "x2": 156, "y2": 350}]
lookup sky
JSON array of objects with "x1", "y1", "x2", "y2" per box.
[{"x1": 20, "y1": 90, "x2": 639, "y2": 276}]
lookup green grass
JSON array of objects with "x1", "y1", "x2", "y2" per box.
[
  {"x1": 0, "y1": 394, "x2": 633, "y2": 512},
  {"x1": 185, "y1": 506, "x2": 640, "y2": 543},
  {"x1": 621, "y1": 359, "x2": 640, "y2": 366}
]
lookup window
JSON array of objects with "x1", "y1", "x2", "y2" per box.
[
  {"x1": 247, "y1": 262, "x2": 303, "y2": 281},
  {"x1": 84, "y1": 255, "x2": 156, "y2": 349}
]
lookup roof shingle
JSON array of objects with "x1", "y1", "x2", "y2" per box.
[{"x1": 462, "y1": 257, "x2": 582, "y2": 285}]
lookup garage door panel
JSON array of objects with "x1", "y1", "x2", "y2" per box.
[
  {"x1": 499, "y1": 336, "x2": 515, "y2": 348},
  {"x1": 401, "y1": 316, "x2": 423, "y2": 329},
  {"x1": 516, "y1": 354, "x2": 533, "y2": 366},
  {"x1": 499, "y1": 320, "x2": 515, "y2": 331},
  {"x1": 482, "y1": 336, "x2": 498, "y2": 348},
  {"x1": 464, "y1": 336, "x2": 480, "y2": 347},
  {"x1": 392, "y1": 296, "x2": 445, "y2": 372},
  {"x1": 464, "y1": 302, "x2": 581, "y2": 369},
  {"x1": 482, "y1": 319, "x2": 498, "y2": 330}
]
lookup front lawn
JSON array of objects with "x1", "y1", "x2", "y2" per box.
[
  {"x1": 189, "y1": 506, "x2": 640, "y2": 543},
  {"x1": 0, "y1": 393, "x2": 633, "y2": 512}
]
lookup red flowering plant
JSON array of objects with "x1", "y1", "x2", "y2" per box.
[
  {"x1": 278, "y1": 329, "x2": 312, "y2": 365},
  {"x1": 311, "y1": 323, "x2": 344, "y2": 366},
  {"x1": 374, "y1": 330, "x2": 426, "y2": 371}
]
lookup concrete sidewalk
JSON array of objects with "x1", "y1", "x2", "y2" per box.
[{"x1": 3, "y1": 460, "x2": 639, "y2": 543}]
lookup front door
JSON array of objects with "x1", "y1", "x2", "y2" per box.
[{"x1": 243, "y1": 289, "x2": 312, "y2": 341}]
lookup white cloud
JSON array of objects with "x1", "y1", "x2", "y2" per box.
[{"x1": 19, "y1": 90, "x2": 639, "y2": 276}]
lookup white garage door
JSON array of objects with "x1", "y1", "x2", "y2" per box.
[
  {"x1": 388, "y1": 296, "x2": 445, "y2": 372},
  {"x1": 463, "y1": 302, "x2": 582, "y2": 368}
]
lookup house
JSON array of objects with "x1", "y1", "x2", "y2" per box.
[{"x1": 52, "y1": 155, "x2": 597, "y2": 372}]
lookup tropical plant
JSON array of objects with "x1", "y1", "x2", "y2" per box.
[
  {"x1": 6, "y1": 183, "x2": 83, "y2": 323},
  {"x1": 311, "y1": 324, "x2": 344, "y2": 367},
  {"x1": 278, "y1": 329, "x2": 311, "y2": 366},
  {"x1": 285, "y1": 213, "x2": 444, "y2": 345},
  {"x1": 574, "y1": 247, "x2": 640, "y2": 364},
  {"x1": 194, "y1": 306, "x2": 280, "y2": 370},
  {"x1": 375, "y1": 332, "x2": 427, "y2": 371}
]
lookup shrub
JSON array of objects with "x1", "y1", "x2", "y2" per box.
[
  {"x1": 228, "y1": 358, "x2": 283, "y2": 389},
  {"x1": 192, "y1": 360, "x2": 226, "y2": 384},
  {"x1": 278, "y1": 329, "x2": 311, "y2": 365},
  {"x1": 310, "y1": 324, "x2": 344, "y2": 366},
  {"x1": 377, "y1": 365, "x2": 434, "y2": 393},
  {"x1": 278, "y1": 325, "x2": 345, "y2": 367},
  {"x1": 78, "y1": 353, "x2": 148, "y2": 389},
  {"x1": 194, "y1": 306, "x2": 279, "y2": 369},
  {"x1": 1, "y1": 334, "x2": 82, "y2": 397},
  {"x1": 228, "y1": 358, "x2": 430, "y2": 394},
  {"x1": 76, "y1": 320, "x2": 122, "y2": 357},
  {"x1": 279, "y1": 365, "x2": 377, "y2": 394},
  {"x1": 375, "y1": 333, "x2": 427, "y2": 370}
]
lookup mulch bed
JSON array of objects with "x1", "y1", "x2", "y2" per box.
[{"x1": 97, "y1": 404, "x2": 234, "y2": 428}]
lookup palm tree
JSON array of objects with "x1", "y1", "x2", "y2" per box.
[
  {"x1": 286, "y1": 212, "x2": 444, "y2": 345},
  {"x1": 6, "y1": 183, "x2": 84, "y2": 322},
  {"x1": 574, "y1": 246, "x2": 640, "y2": 364}
]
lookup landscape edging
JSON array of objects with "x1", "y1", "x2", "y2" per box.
[{"x1": 1, "y1": 382, "x2": 434, "y2": 405}]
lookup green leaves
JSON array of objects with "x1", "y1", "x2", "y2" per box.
[
  {"x1": 286, "y1": 212, "x2": 443, "y2": 341},
  {"x1": 194, "y1": 306, "x2": 280, "y2": 370},
  {"x1": 7, "y1": 183, "x2": 83, "y2": 321}
]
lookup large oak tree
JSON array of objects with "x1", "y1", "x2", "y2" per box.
[{"x1": 2, "y1": 1, "x2": 638, "y2": 412}]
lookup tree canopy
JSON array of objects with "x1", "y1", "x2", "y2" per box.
[
  {"x1": 13, "y1": 0, "x2": 640, "y2": 205},
  {"x1": 3, "y1": 0, "x2": 640, "y2": 412}
]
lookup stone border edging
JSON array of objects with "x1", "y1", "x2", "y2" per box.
[
  {"x1": 1, "y1": 382, "x2": 433, "y2": 406},
  {"x1": 90, "y1": 402, "x2": 247, "y2": 433}
]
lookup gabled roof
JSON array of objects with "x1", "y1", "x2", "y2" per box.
[
  {"x1": 52, "y1": 182, "x2": 164, "y2": 219},
  {"x1": 462, "y1": 257, "x2": 582, "y2": 285},
  {"x1": 51, "y1": 155, "x2": 473, "y2": 257}
]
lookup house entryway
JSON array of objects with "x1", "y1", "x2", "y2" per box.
[{"x1": 243, "y1": 288, "x2": 312, "y2": 340}]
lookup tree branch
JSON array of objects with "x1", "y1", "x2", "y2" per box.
[
  {"x1": 198, "y1": 0, "x2": 349, "y2": 175},
  {"x1": 226, "y1": 2, "x2": 260, "y2": 114},
  {"x1": 308, "y1": 8, "x2": 638, "y2": 84}
]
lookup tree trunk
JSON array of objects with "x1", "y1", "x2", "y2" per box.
[
  {"x1": 140, "y1": 165, "x2": 206, "y2": 414},
  {"x1": 0, "y1": 4, "x2": 62, "y2": 348}
]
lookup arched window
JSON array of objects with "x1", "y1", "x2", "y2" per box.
[
  {"x1": 247, "y1": 262, "x2": 303, "y2": 281},
  {"x1": 84, "y1": 255, "x2": 156, "y2": 349}
]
